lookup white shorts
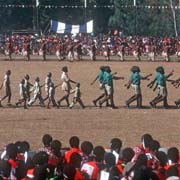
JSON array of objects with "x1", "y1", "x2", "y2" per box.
[
  {"x1": 131, "y1": 84, "x2": 141, "y2": 95},
  {"x1": 5, "y1": 50, "x2": 9, "y2": 56},
  {"x1": 157, "y1": 85, "x2": 167, "y2": 97},
  {"x1": 39, "y1": 49, "x2": 43, "y2": 56},
  {"x1": 105, "y1": 84, "x2": 113, "y2": 95},
  {"x1": 103, "y1": 51, "x2": 108, "y2": 57},
  {"x1": 56, "y1": 50, "x2": 60, "y2": 57}
]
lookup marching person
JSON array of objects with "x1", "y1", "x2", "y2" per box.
[
  {"x1": 40, "y1": 39, "x2": 47, "y2": 61},
  {"x1": 22, "y1": 39, "x2": 31, "y2": 61},
  {"x1": 90, "y1": 41, "x2": 96, "y2": 61},
  {"x1": 148, "y1": 66, "x2": 173, "y2": 108},
  {"x1": 91, "y1": 66, "x2": 106, "y2": 106},
  {"x1": 15, "y1": 79, "x2": 27, "y2": 109},
  {"x1": 117, "y1": 43, "x2": 125, "y2": 61},
  {"x1": 162, "y1": 44, "x2": 170, "y2": 62},
  {"x1": 147, "y1": 42, "x2": 156, "y2": 61},
  {"x1": 46, "y1": 82, "x2": 59, "y2": 109},
  {"x1": 4, "y1": 39, "x2": 13, "y2": 61},
  {"x1": 99, "y1": 66, "x2": 124, "y2": 109},
  {"x1": 69, "y1": 82, "x2": 85, "y2": 109},
  {"x1": 103, "y1": 43, "x2": 111, "y2": 61},
  {"x1": 27, "y1": 77, "x2": 45, "y2": 107},
  {"x1": 24, "y1": 74, "x2": 33, "y2": 101},
  {"x1": 43, "y1": 72, "x2": 53, "y2": 103},
  {"x1": 67, "y1": 41, "x2": 74, "y2": 62},
  {"x1": 57, "y1": 66, "x2": 76, "y2": 107},
  {"x1": 0, "y1": 70, "x2": 12, "y2": 107},
  {"x1": 125, "y1": 66, "x2": 152, "y2": 108}
]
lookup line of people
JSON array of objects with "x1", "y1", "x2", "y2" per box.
[
  {"x1": 0, "y1": 133, "x2": 179, "y2": 180},
  {"x1": 0, "y1": 65, "x2": 180, "y2": 109},
  {"x1": 3, "y1": 34, "x2": 180, "y2": 62}
]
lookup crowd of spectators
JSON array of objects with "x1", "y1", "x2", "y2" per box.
[{"x1": 0, "y1": 133, "x2": 180, "y2": 180}]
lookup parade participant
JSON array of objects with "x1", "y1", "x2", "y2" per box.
[
  {"x1": 43, "y1": 72, "x2": 53, "y2": 103},
  {"x1": 91, "y1": 66, "x2": 106, "y2": 106},
  {"x1": 27, "y1": 77, "x2": 45, "y2": 107},
  {"x1": 125, "y1": 66, "x2": 152, "y2": 108},
  {"x1": 40, "y1": 39, "x2": 47, "y2": 61},
  {"x1": 91, "y1": 66, "x2": 117, "y2": 107},
  {"x1": 46, "y1": 82, "x2": 59, "y2": 109},
  {"x1": 90, "y1": 41, "x2": 96, "y2": 61},
  {"x1": 0, "y1": 70, "x2": 12, "y2": 107},
  {"x1": 99, "y1": 66, "x2": 124, "y2": 109},
  {"x1": 22, "y1": 39, "x2": 31, "y2": 61},
  {"x1": 147, "y1": 42, "x2": 156, "y2": 61},
  {"x1": 117, "y1": 43, "x2": 125, "y2": 61},
  {"x1": 4, "y1": 39, "x2": 13, "y2": 61},
  {"x1": 162, "y1": 44, "x2": 170, "y2": 62},
  {"x1": 69, "y1": 82, "x2": 85, "y2": 109},
  {"x1": 67, "y1": 41, "x2": 74, "y2": 62},
  {"x1": 74, "y1": 41, "x2": 82, "y2": 61},
  {"x1": 132, "y1": 42, "x2": 141, "y2": 61},
  {"x1": 24, "y1": 74, "x2": 33, "y2": 101},
  {"x1": 55, "y1": 41, "x2": 63, "y2": 61},
  {"x1": 148, "y1": 67, "x2": 173, "y2": 108},
  {"x1": 103, "y1": 43, "x2": 111, "y2": 61},
  {"x1": 15, "y1": 79, "x2": 27, "y2": 109},
  {"x1": 57, "y1": 66, "x2": 76, "y2": 107}
]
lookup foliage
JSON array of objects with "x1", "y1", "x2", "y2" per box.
[{"x1": 0, "y1": 0, "x2": 179, "y2": 36}]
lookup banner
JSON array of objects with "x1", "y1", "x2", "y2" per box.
[{"x1": 50, "y1": 20, "x2": 93, "y2": 34}]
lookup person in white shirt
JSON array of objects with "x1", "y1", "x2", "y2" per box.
[
  {"x1": 15, "y1": 79, "x2": 27, "y2": 109},
  {"x1": 43, "y1": 72, "x2": 53, "y2": 103},
  {"x1": 57, "y1": 66, "x2": 76, "y2": 107},
  {"x1": 0, "y1": 70, "x2": 12, "y2": 107},
  {"x1": 28, "y1": 77, "x2": 45, "y2": 107}
]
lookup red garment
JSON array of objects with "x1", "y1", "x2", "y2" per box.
[
  {"x1": 26, "y1": 168, "x2": 34, "y2": 179},
  {"x1": 74, "y1": 169, "x2": 84, "y2": 180},
  {"x1": 48, "y1": 153, "x2": 61, "y2": 166},
  {"x1": 65, "y1": 148, "x2": 82, "y2": 164},
  {"x1": 81, "y1": 161, "x2": 99, "y2": 180},
  {"x1": 155, "y1": 166, "x2": 166, "y2": 180},
  {"x1": 8, "y1": 159, "x2": 17, "y2": 168}
]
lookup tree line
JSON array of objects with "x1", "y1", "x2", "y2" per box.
[{"x1": 0, "y1": 0, "x2": 180, "y2": 36}]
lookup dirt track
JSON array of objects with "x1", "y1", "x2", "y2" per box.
[{"x1": 0, "y1": 58, "x2": 180, "y2": 150}]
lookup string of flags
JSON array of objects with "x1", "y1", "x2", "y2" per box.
[{"x1": 0, "y1": 4, "x2": 180, "y2": 9}]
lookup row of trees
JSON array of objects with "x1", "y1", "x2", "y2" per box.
[{"x1": 0, "y1": 0, "x2": 180, "y2": 36}]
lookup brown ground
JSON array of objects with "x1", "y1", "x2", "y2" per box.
[{"x1": 0, "y1": 56, "x2": 180, "y2": 151}]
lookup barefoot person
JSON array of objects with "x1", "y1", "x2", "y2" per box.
[
  {"x1": 148, "y1": 67, "x2": 173, "y2": 108},
  {"x1": 69, "y1": 83, "x2": 85, "y2": 109},
  {"x1": 99, "y1": 66, "x2": 124, "y2": 109},
  {"x1": 57, "y1": 66, "x2": 76, "y2": 107},
  {"x1": 28, "y1": 77, "x2": 45, "y2": 107},
  {"x1": 15, "y1": 79, "x2": 27, "y2": 109},
  {"x1": 125, "y1": 66, "x2": 152, "y2": 108},
  {"x1": 0, "y1": 70, "x2": 12, "y2": 107}
]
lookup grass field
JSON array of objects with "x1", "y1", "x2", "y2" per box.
[{"x1": 0, "y1": 56, "x2": 180, "y2": 151}]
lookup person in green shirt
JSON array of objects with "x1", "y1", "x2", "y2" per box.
[
  {"x1": 99, "y1": 66, "x2": 124, "y2": 109},
  {"x1": 91, "y1": 66, "x2": 107, "y2": 106},
  {"x1": 147, "y1": 66, "x2": 173, "y2": 108},
  {"x1": 125, "y1": 66, "x2": 152, "y2": 108}
]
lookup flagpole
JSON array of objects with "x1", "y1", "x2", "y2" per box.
[
  {"x1": 134, "y1": 0, "x2": 137, "y2": 35},
  {"x1": 36, "y1": 0, "x2": 39, "y2": 31},
  {"x1": 84, "y1": 0, "x2": 87, "y2": 24}
]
